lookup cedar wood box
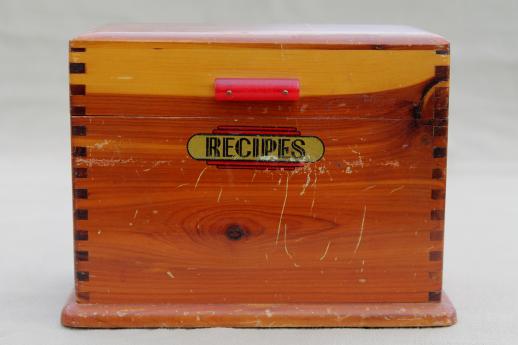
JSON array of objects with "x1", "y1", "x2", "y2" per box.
[{"x1": 62, "y1": 24, "x2": 456, "y2": 328}]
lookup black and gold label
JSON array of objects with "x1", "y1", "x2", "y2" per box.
[{"x1": 187, "y1": 126, "x2": 324, "y2": 169}]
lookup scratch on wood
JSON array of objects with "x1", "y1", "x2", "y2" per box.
[
  {"x1": 310, "y1": 172, "x2": 318, "y2": 215},
  {"x1": 350, "y1": 148, "x2": 364, "y2": 168},
  {"x1": 320, "y1": 240, "x2": 332, "y2": 261},
  {"x1": 379, "y1": 160, "x2": 400, "y2": 168},
  {"x1": 300, "y1": 173, "x2": 311, "y2": 196},
  {"x1": 93, "y1": 139, "x2": 110, "y2": 149},
  {"x1": 194, "y1": 167, "x2": 208, "y2": 190},
  {"x1": 390, "y1": 185, "x2": 405, "y2": 194},
  {"x1": 362, "y1": 185, "x2": 377, "y2": 191},
  {"x1": 217, "y1": 187, "x2": 223, "y2": 202},
  {"x1": 166, "y1": 271, "x2": 175, "y2": 279},
  {"x1": 75, "y1": 157, "x2": 135, "y2": 167},
  {"x1": 353, "y1": 205, "x2": 367, "y2": 256},
  {"x1": 143, "y1": 160, "x2": 172, "y2": 172},
  {"x1": 176, "y1": 183, "x2": 188, "y2": 189},
  {"x1": 275, "y1": 174, "x2": 289, "y2": 245}
]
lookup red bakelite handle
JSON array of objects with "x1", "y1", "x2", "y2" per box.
[{"x1": 215, "y1": 78, "x2": 300, "y2": 101}]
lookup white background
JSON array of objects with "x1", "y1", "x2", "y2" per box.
[{"x1": 1, "y1": 0, "x2": 517, "y2": 344}]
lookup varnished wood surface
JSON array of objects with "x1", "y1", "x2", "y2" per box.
[
  {"x1": 70, "y1": 81, "x2": 428, "y2": 117},
  {"x1": 71, "y1": 113, "x2": 445, "y2": 304},
  {"x1": 72, "y1": 24, "x2": 449, "y2": 50},
  {"x1": 61, "y1": 292, "x2": 456, "y2": 328},
  {"x1": 66, "y1": 27, "x2": 452, "y2": 327},
  {"x1": 69, "y1": 46, "x2": 447, "y2": 97}
]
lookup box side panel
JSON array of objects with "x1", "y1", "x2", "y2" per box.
[
  {"x1": 69, "y1": 42, "x2": 449, "y2": 304},
  {"x1": 70, "y1": 115, "x2": 447, "y2": 304}
]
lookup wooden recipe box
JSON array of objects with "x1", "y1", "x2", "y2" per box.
[{"x1": 62, "y1": 24, "x2": 456, "y2": 328}]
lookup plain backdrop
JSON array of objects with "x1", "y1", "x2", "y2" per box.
[{"x1": 1, "y1": 0, "x2": 517, "y2": 344}]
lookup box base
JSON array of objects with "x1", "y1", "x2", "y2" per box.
[{"x1": 61, "y1": 292, "x2": 456, "y2": 328}]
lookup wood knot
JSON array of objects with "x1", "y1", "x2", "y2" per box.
[{"x1": 226, "y1": 225, "x2": 246, "y2": 241}]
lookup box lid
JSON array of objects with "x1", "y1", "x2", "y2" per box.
[
  {"x1": 72, "y1": 24, "x2": 448, "y2": 49},
  {"x1": 69, "y1": 24, "x2": 449, "y2": 118}
]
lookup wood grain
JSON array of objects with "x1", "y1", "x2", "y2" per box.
[
  {"x1": 70, "y1": 114, "x2": 444, "y2": 304},
  {"x1": 69, "y1": 81, "x2": 427, "y2": 118},
  {"x1": 61, "y1": 293, "x2": 456, "y2": 328},
  {"x1": 65, "y1": 25, "x2": 453, "y2": 327},
  {"x1": 71, "y1": 24, "x2": 449, "y2": 50},
  {"x1": 69, "y1": 46, "x2": 447, "y2": 97}
]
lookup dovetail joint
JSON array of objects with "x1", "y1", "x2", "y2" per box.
[
  {"x1": 76, "y1": 271, "x2": 89, "y2": 281},
  {"x1": 429, "y1": 251, "x2": 443, "y2": 261},
  {"x1": 74, "y1": 230, "x2": 88, "y2": 241},
  {"x1": 433, "y1": 147, "x2": 447, "y2": 158},
  {"x1": 428, "y1": 66, "x2": 448, "y2": 300},
  {"x1": 73, "y1": 168, "x2": 87, "y2": 178},
  {"x1": 433, "y1": 126, "x2": 447, "y2": 137},
  {"x1": 72, "y1": 146, "x2": 87, "y2": 157},
  {"x1": 75, "y1": 250, "x2": 89, "y2": 261},
  {"x1": 69, "y1": 56, "x2": 86, "y2": 115},
  {"x1": 71, "y1": 106, "x2": 86, "y2": 116},
  {"x1": 431, "y1": 168, "x2": 443, "y2": 179},
  {"x1": 435, "y1": 66, "x2": 449, "y2": 81},
  {"x1": 431, "y1": 189, "x2": 445, "y2": 200},
  {"x1": 76, "y1": 291, "x2": 90, "y2": 302},
  {"x1": 74, "y1": 209, "x2": 88, "y2": 220},
  {"x1": 74, "y1": 188, "x2": 88, "y2": 199},
  {"x1": 72, "y1": 125, "x2": 87, "y2": 136},
  {"x1": 70, "y1": 47, "x2": 86, "y2": 52},
  {"x1": 71, "y1": 116, "x2": 90, "y2": 301},
  {"x1": 70, "y1": 84, "x2": 86, "y2": 96},
  {"x1": 431, "y1": 209, "x2": 445, "y2": 220},
  {"x1": 428, "y1": 291, "x2": 442, "y2": 302},
  {"x1": 69, "y1": 63, "x2": 86, "y2": 74}
]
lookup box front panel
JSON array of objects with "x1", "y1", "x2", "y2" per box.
[{"x1": 70, "y1": 42, "x2": 449, "y2": 304}]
